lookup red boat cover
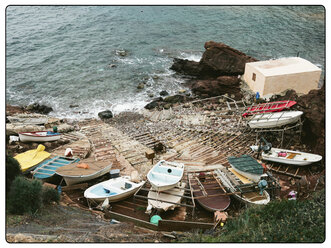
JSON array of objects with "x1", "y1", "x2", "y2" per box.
[{"x1": 242, "y1": 100, "x2": 296, "y2": 117}]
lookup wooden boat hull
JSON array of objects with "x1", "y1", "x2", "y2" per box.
[
  {"x1": 248, "y1": 111, "x2": 303, "y2": 129},
  {"x1": 261, "y1": 148, "x2": 322, "y2": 166},
  {"x1": 191, "y1": 175, "x2": 230, "y2": 212},
  {"x1": 56, "y1": 159, "x2": 112, "y2": 186},
  {"x1": 230, "y1": 166, "x2": 261, "y2": 183},
  {"x1": 84, "y1": 176, "x2": 145, "y2": 203},
  {"x1": 8, "y1": 115, "x2": 48, "y2": 125},
  {"x1": 215, "y1": 168, "x2": 270, "y2": 205},
  {"x1": 147, "y1": 183, "x2": 186, "y2": 212},
  {"x1": 234, "y1": 189, "x2": 270, "y2": 205},
  {"x1": 59, "y1": 165, "x2": 112, "y2": 186},
  {"x1": 32, "y1": 156, "x2": 80, "y2": 179},
  {"x1": 19, "y1": 131, "x2": 61, "y2": 143},
  {"x1": 147, "y1": 160, "x2": 184, "y2": 192}
]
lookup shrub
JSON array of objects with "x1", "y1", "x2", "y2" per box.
[
  {"x1": 7, "y1": 177, "x2": 43, "y2": 215},
  {"x1": 6, "y1": 155, "x2": 22, "y2": 193},
  {"x1": 179, "y1": 189, "x2": 325, "y2": 243},
  {"x1": 42, "y1": 186, "x2": 60, "y2": 205}
]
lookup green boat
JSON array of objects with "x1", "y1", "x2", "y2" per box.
[{"x1": 227, "y1": 155, "x2": 265, "y2": 182}]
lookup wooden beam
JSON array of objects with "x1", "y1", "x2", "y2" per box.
[
  {"x1": 105, "y1": 210, "x2": 158, "y2": 231},
  {"x1": 158, "y1": 219, "x2": 214, "y2": 232},
  {"x1": 61, "y1": 183, "x2": 89, "y2": 192}
]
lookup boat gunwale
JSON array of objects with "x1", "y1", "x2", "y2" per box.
[
  {"x1": 56, "y1": 164, "x2": 112, "y2": 178},
  {"x1": 19, "y1": 131, "x2": 62, "y2": 137}
]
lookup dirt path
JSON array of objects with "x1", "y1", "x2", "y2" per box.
[{"x1": 6, "y1": 203, "x2": 169, "y2": 243}]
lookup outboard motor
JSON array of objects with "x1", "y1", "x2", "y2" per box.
[
  {"x1": 259, "y1": 137, "x2": 272, "y2": 153},
  {"x1": 258, "y1": 179, "x2": 268, "y2": 195}
]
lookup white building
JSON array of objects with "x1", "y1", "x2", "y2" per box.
[{"x1": 243, "y1": 57, "x2": 321, "y2": 97}]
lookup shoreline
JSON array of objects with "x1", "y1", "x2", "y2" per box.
[
  {"x1": 5, "y1": 94, "x2": 325, "y2": 242},
  {"x1": 5, "y1": 40, "x2": 325, "y2": 243}
]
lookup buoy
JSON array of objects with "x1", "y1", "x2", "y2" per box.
[{"x1": 150, "y1": 215, "x2": 162, "y2": 225}]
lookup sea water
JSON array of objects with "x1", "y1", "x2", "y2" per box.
[{"x1": 6, "y1": 6, "x2": 325, "y2": 119}]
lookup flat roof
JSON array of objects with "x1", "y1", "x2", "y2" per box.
[{"x1": 246, "y1": 57, "x2": 321, "y2": 77}]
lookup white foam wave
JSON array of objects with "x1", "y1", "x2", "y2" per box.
[
  {"x1": 110, "y1": 100, "x2": 148, "y2": 115},
  {"x1": 179, "y1": 52, "x2": 202, "y2": 62}
]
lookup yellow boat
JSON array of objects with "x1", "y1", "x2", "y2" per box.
[{"x1": 14, "y1": 144, "x2": 50, "y2": 173}]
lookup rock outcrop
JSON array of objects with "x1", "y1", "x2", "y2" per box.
[
  {"x1": 188, "y1": 76, "x2": 243, "y2": 99},
  {"x1": 170, "y1": 58, "x2": 201, "y2": 77},
  {"x1": 26, "y1": 103, "x2": 53, "y2": 114},
  {"x1": 144, "y1": 95, "x2": 191, "y2": 110},
  {"x1": 270, "y1": 85, "x2": 325, "y2": 158},
  {"x1": 198, "y1": 41, "x2": 257, "y2": 78},
  {"x1": 170, "y1": 41, "x2": 257, "y2": 99},
  {"x1": 98, "y1": 110, "x2": 113, "y2": 120},
  {"x1": 171, "y1": 41, "x2": 257, "y2": 79}
]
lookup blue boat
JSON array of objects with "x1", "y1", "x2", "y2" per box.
[{"x1": 32, "y1": 156, "x2": 80, "y2": 179}]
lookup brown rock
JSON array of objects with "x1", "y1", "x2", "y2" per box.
[
  {"x1": 269, "y1": 85, "x2": 325, "y2": 159},
  {"x1": 170, "y1": 41, "x2": 257, "y2": 79},
  {"x1": 199, "y1": 41, "x2": 257, "y2": 78},
  {"x1": 188, "y1": 76, "x2": 243, "y2": 98},
  {"x1": 170, "y1": 58, "x2": 201, "y2": 76}
]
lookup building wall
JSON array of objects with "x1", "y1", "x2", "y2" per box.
[
  {"x1": 243, "y1": 63, "x2": 266, "y2": 95},
  {"x1": 263, "y1": 70, "x2": 321, "y2": 96}
]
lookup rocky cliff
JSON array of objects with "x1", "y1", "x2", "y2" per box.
[
  {"x1": 170, "y1": 41, "x2": 257, "y2": 98},
  {"x1": 270, "y1": 85, "x2": 325, "y2": 158}
]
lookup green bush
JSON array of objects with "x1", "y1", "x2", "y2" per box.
[
  {"x1": 42, "y1": 186, "x2": 60, "y2": 205},
  {"x1": 179, "y1": 189, "x2": 325, "y2": 243},
  {"x1": 6, "y1": 155, "x2": 22, "y2": 193},
  {"x1": 7, "y1": 177, "x2": 43, "y2": 215}
]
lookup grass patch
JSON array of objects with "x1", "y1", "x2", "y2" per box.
[{"x1": 179, "y1": 189, "x2": 325, "y2": 243}]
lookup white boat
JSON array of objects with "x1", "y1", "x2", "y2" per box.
[
  {"x1": 7, "y1": 114, "x2": 49, "y2": 125},
  {"x1": 215, "y1": 168, "x2": 270, "y2": 205},
  {"x1": 260, "y1": 147, "x2": 322, "y2": 166},
  {"x1": 146, "y1": 182, "x2": 186, "y2": 212},
  {"x1": 84, "y1": 176, "x2": 145, "y2": 203},
  {"x1": 147, "y1": 160, "x2": 184, "y2": 192},
  {"x1": 56, "y1": 159, "x2": 112, "y2": 186},
  {"x1": 248, "y1": 111, "x2": 303, "y2": 129},
  {"x1": 19, "y1": 131, "x2": 61, "y2": 143}
]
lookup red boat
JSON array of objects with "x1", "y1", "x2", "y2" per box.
[{"x1": 242, "y1": 100, "x2": 296, "y2": 117}]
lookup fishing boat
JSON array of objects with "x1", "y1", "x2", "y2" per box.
[
  {"x1": 56, "y1": 158, "x2": 112, "y2": 186},
  {"x1": 190, "y1": 172, "x2": 231, "y2": 212},
  {"x1": 146, "y1": 182, "x2": 186, "y2": 212},
  {"x1": 147, "y1": 160, "x2": 184, "y2": 191},
  {"x1": 260, "y1": 147, "x2": 322, "y2": 166},
  {"x1": 14, "y1": 144, "x2": 50, "y2": 173},
  {"x1": 32, "y1": 156, "x2": 80, "y2": 179},
  {"x1": 19, "y1": 131, "x2": 61, "y2": 143},
  {"x1": 84, "y1": 176, "x2": 145, "y2": 203},
  {"x1": 215, "y1": 167, "x2": 270, "y2": 205},
  {"x1": 248, "y1": 111, "x2": 303, "y2": 129},
  {"x1": 242, "y1": 100, "x2": 296, "y2": 117},
  {"x1": 7, "y1": 114, "x2": 48, "y2": 125},
  {"x1": 228, "y1": 155, "x2": 266, "y2": 182}
]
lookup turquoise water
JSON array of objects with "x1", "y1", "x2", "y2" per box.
[{"x1": 6, "y1": 6, "x2": 325, "y2": 119}]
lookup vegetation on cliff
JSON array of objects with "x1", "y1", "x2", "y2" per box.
[{"x1": 180, "y1": 189, "x2": 325, "y2": 243}]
